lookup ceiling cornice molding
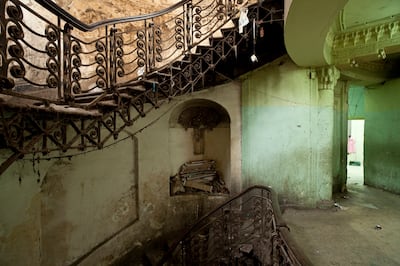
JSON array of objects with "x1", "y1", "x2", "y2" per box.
[{"x1": 332, "y1": 17, "x2": 400, "y2": 65}]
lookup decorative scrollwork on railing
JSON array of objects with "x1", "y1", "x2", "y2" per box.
[
  {"x1": 52, "y1": 127, "x2": 65, "y2": 144},
  {"x1": 216, "y1": 3, "x2": 226, "y2": 21},
  {"x1": 7, "y1": 123, "x2": 23, "y2": 147},
  {"x1": 70, "y1": 39, "x2": 82, "y2": 94},
  {"x1": 5, "y1": 2, "x2": 25, "y2": 86},
  {"x1": 45, "y1": 25, "x2": 60, "y2": 89},
  {"x1": 66, "y1": 39, "x2": 82, "y2": 95},
  {"x1": 7, "y1": 4, "x2": 23, "y2": 21},
  {"x1": 95, "y1": 39, "x2": 107, "y2": 91},
  {"x1": 0, "y1": 0, "x2": 286, "y2": 174},
  {"x1": 154, "y1": 26, "x2": 163, "y2": 63},
  {"x1": 115, "y1": 33, "x2": 125, "y2": 79},
  {"x1": 136, "y1": 30, "x2": 146, "y2": 71},
  {"x1": 193, "y1": 6, "x2": 203, "y2": 39},
  {"x1": 161, "y1": 186, "x2": 306, "y2": 265},
  {"x1": 132, "y1": 95, "x2": 145, "y2": 117},
  {"x1": 174, "y1": 18, "x2": 185, "y2": 50}
]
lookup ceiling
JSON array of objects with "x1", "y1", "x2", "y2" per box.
[
  {"x1": 342, "y1": 0, "x2": 400, "y2": 30},
  {"x1": 284, "y1": 0, "x2": 400, "y2": 85}
]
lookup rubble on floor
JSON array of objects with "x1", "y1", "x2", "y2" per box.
[{"x1": 170, "y1": 160, "x2": 229, "y2": 195}]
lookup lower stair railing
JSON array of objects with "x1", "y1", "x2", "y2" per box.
[{"x1": 159, "y1": 185, "x2": 310, "y2": 265}]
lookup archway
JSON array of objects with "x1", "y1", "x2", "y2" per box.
[{"x1": 169, "y1": 99, "x2": 231, "y2": 194}]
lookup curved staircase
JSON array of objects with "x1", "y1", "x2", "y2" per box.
[{"x1": 0, "y1": 0, "x2": 285, "y2": 173}]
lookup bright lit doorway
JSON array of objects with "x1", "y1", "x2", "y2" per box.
[{"x1": 347, "y1": 119, "x2": 364, "y2": 186}]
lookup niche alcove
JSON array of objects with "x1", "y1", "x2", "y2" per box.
[{"x1": 169, "y1": 99, "x2": 231, "y2": 195}]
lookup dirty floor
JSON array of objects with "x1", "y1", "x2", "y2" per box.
[{"x1": 282, "y1": 166, "x2": 400, "y2": 266}]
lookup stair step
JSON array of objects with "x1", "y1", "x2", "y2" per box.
[
  {"x1": 120, "y1": 85, "x2": 146, "y2": 92},
  {"x1": 97, "y1": 100, "x2": 118, "y2": 108},
  {"x1": 212, "y1": 30, "x2": 224, "y2": 39},
  {"x1": 198, "y1": 39, "x2": 211, "y2": 47},
  {"x1": 74, "y1": 93, "x2": 112, "y2": 104},
  {"x1": 221, "y1": 19, "x2": 235, "y2": 29},
  {"x1": 190, "y1": 46, "x2": 199, "y2": 54},
  {"x1": 119, "y1": 93, "x2": 133, "y2": 99}
]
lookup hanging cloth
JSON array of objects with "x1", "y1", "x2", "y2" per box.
[
  {"x1": 347, "y1": 137, "x2": 356, "y2": 154},
  {"x1": 238, "y1": 8, "x2": 249, "y2": 34}
]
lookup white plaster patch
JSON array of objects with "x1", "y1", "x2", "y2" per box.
[
  {"x1": 133, "y1": 241, "x2": 143, "y2": 248},
  {"x1": 143, "y1": 202, "x2": 154, "y2": 213},
  {"x1": 149, "y1": 219, "x2": 163, "y2": 230},
  {"x1": 112, "y1": 202, "x2": 130, "y2": 222}
]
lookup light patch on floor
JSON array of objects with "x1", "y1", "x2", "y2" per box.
[{"x1": 282, "y1": 181, "x2": 400, "y2": 266}]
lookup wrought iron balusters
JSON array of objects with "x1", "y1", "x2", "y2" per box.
[
  {"x1": 161, "y1": 186, "x2": 304, "y2": 265},
  {"x1": 0, "y1": 0, "x2": 284, "y2": 173}
]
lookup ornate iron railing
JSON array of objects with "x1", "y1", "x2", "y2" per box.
[
  {"x1": 0, "y1": 0, "x2": 284, "y2": 173},
  {"x1": 159, "y1": 186, "x2": 310, "y2": 265},
  {"x1": 1, "y1": 0, "x2": 239, "y2": 104}
]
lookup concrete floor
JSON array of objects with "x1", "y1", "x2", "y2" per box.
[{"x1": 282, "y1": 165, "x2": 400, "y2": 266}]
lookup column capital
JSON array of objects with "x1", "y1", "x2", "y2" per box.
[{"x1": 317, "y1": 66, "x2": 340, "y2": 90}]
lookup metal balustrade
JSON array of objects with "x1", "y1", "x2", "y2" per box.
[
  {"x1": 159, "y1": 186, "x2": 310, "y2": 265},
  {"x1": 0, "y1": 0, "x2": 284, "y2": 173},
  {"x1": 1, "y1": 0, "x2": 236, "y2": 102}
]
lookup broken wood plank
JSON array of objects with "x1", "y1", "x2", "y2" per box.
[{"x1": 184, "y1": 180, "x2": 213, "y2": 192}]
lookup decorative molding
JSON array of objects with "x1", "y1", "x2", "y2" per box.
[
  {"x1": 332, "y1": 18, "x2": 400, "y2": 65},
  {"x1": 316, "y1": 66, "x2": 340, "y2": 90},
  {"x1": 178, "y1": 106, "x2": 223, "y2": 129}
]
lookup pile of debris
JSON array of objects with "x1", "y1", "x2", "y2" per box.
[{"x1": 170, "y1": 160, "x2": 229, "y2": 195}]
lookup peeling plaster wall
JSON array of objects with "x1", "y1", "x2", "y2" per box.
[
  {"x1": 0, "y1": 157, "x2": 52, "y2": 266},
  {"x1": 241, "y1": 56, "x2": 335, "y2": 206},
  {"x1": 79, "y1": 82, "x2": 241, "y2": 264},
  {"x1": 40, "y1": 140, "x2": 138, "y2": 265},
  {"x1": 0, "y1": 82, "x2": 241, "y2": 265},
  {"x1": 364, "y1": 78, "x2": 400, "y2": 194},
  {"x1": 0, "y1": 137, "x2": 137, "y2": 266}
]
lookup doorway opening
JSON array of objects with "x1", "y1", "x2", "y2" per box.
[{"x1": 347, "y1": 119, "x2": 364, "y2": 186}]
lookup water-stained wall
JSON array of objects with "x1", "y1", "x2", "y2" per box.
[
  {"x1": 0, "y1": 82, "x2": 241, "y2": 265},
  {"x1": 241, "y1": 56, "x2": 339, "y2": 206},
  {"x1": 0, "y1": 137, "x2": 138, "y2": 266},
  {"x1": 364, "y1": 78, "x2": 400, "y2": 194}
]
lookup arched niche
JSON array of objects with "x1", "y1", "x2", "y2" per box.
[{"x1": 169, "y1": 99, "x2": 231, "y2": 194}]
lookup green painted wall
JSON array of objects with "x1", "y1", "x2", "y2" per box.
[
  {"x1": 364, "y1": 78, "x2": 400, "y2": 193},
  {"x1": 241, "y1": 56, "x2": 335, "y2": 206},
  {"x1": 348, "y1": 85, "x2": 365, "y2": 119}
]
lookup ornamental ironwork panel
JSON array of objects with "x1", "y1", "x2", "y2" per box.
[
  {"x1": 160, "y1": 186, "x2": 308, "y2": 266},
  {"x1": 0, "y1": 0, "x2": 284, "y2": 173}
]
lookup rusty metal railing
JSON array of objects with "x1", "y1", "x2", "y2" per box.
[
  {"x1": 159, "y1": 185, "x2": 311, "y2": 265},
  {"x1": 0, "y1": 0, "x2": 284, "y2": 174},
  {"x1": 1, "y1": 0, "x2": 239, "y2": 104}
]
